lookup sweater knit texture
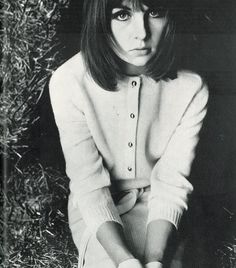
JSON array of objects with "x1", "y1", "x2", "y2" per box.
[{"x1": 49, "y1": 52, "x2": 209, "y2": 234}]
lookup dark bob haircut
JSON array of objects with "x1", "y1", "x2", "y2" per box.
[{"x1": 81, "y1": 0, "x2": 186, "y2": 90}]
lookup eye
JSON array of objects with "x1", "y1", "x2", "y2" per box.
[
  {"x1": 112, "y1": 10, "x2": 131, "y2": 21},
  {"x1": 148, "y1": 8, "x2": 167, "y2": 18}
]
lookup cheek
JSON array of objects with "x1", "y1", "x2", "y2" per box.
[
  {"x1": 150, "y1": 20, "x2": 167, "y2": 45},
  {"x1": 111, "y1": 22, "x2": 131, "y2": 47},
  {"x1": 111, "y1": 23, "x2": 124, "y2": 42}
]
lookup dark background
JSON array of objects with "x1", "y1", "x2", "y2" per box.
[{"x1": 35, "y1": 1, "x2": 236, "y2": 265}]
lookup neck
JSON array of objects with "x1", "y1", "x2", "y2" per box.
[{"x1": 119, "y1": 59, "x2": 145, "y2": 77}]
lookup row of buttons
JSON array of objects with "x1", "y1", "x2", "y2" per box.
[
  {"x1": 128, "y1": 83, "x2": 136, "y2": 172},
  {"x1": 127, "y1": 80, "x2": 138, "y2": 173}
]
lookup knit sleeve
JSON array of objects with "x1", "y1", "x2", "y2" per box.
[
  {"x1": 148, "y1": 80, "x2": 209, "y2": 229},
  {"x1": 49, "y1": 69, "x2": 122, "y2": 234}
]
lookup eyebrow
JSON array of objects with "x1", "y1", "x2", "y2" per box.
[
  {"x1": 112, "y1": 5, "x2": 132, "y2": 11},
  {"x1": 111, "y1": 3, "x2": 154, "y2": 13}
]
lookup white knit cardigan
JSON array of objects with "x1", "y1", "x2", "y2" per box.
[{"x1": 49, "y1": 52, "x2": 208, "y2": 234}]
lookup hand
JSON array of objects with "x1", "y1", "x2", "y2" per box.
[
  {"x1": 118, "y1": 258, "x2": 144, "y2": 268},
  {"x1": 144, "y1": 261, "x2": 163, "y2": 268}
]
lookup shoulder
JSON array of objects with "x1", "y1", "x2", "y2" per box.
[
  {"x1": 164, "y1": 70, "x2": 208, "y2": 103},
  {"x1": 49, "y1": 52, "x2": 88, "y2": 102},
  {"x1": 48, "y1": 52, "x2": 89, "y2": 111},
  {"x1": 159, "y1": 70, "x2": 209, "y2": 118},
  {"x1": 54, "y1": 52, "x2": 85, "y2": 76},
  {"x1": 49, "y1": 52, "x2": 87, "y2": 92},
  {"x1": 176, "y1": 70, "x2": 208, "y2": 96},
  {"x1": 174, "y1": 71, "x2": 209, "y2": 116}
]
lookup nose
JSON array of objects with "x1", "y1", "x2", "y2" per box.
[{"x1": 132, "y1": 13, "x2": 148, "y2": 40}]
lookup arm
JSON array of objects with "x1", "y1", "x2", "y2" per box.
[
  {"x1": 97, "y1": 221, "x2": 142, "y2": 267},
  {"x1": 49, "y1": 70, "x2": 141, "y2": 266},
  {"x1": 144, "y1": 220, "x2": 175, "y2": 265},
  {"x1": 145, "y1": 81, "x2": 209, "y2": 264}
]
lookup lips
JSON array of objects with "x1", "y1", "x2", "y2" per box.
[
  {"x1": 131, "y1": 47, "x2": 149, "y2": 51},
  {"x1": 130, "y1": 47, "x2": 151, "y2": 56}
]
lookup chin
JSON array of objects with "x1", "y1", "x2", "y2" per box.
[
  {"x1": 129, "y1": 54, "x2": 154, "y2": 66},
  {"x1": 130, "y1": 58, "x2": 150, "y2": 67}
]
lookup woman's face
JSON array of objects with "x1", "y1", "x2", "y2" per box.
[{"x1": 111, "y1": 0, "x2": 168, "y2": 74}]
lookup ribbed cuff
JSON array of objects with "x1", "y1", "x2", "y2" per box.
[
  {"x1": 83, "y1": 200, "x2": 123, "y2": 233},
  {"x1": 76, "y1": 188, "x2": 123, "y2": 234},
  {"x1": 148, "y1": 201, "x2": 183, "y2": 230}
]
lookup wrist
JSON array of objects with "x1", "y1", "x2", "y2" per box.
[
  {"x1": 116, "y1": 252, "x2": 135, "y2": 266},
  {"x1": 145, "y1": 261, "x2": 163, "y2": 268},
  {"x1": 118, "y1": 258, "x2": 143, "y2": 268},
  {"x1": 144, "y1": 251, "x2": 164, "y2": 265}
]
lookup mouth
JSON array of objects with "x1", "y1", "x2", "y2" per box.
[
  {"x1": 130, "y1": 47, "x2": 151, "y2": 56},
  {"x1": 131, "y1": 47, "x2": 149, "y2": 51}
]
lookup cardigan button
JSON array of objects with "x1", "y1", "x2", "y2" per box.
[
  {"x1": 131, "y1": 81, "x2": 137, "y2": 87},
  {"x1": 130, "y1": 113, "x2": 135, "y2": 119},
  {"x1": 127, "y1": 166, "x2": 132, "y2": 172},
  {"x1": 128, "y1": 142, "x2": 133, "y2": 147}
]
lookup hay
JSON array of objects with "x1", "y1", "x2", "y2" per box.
[
  {"x1": 1, "y1": 0, "x2": 78, "y2": 267},
  {"x1": 2, "y1": 165, "x2": 78, "y2": 268},
  {"x1": 0, "y1": 0, "x2": 68, "y2": 164}
]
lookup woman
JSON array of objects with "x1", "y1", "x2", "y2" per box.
[{"x1": 49, "y1": 0, "x2": 209, "y2": 267}]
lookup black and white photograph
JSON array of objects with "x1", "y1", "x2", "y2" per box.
[{"x1": 1, "y1": 0, "x2": 236, "y2": 267}]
